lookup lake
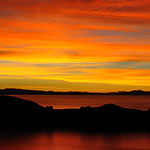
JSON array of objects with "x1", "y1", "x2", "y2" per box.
[
  {"x1": 1, "y1": 95, "x2": 150, "y2": 150},
  {"x1": 11, "y1": 95, "x2": 150, "y2": 110},
  {"x1": 0, "y1": 130, "x2": 150, "y2": 150}
]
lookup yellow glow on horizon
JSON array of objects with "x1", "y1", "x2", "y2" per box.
[{"x1": 0, "y1": 0, "x2": 150, "y2": 91}]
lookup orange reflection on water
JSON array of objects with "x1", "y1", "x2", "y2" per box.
[
  {"x1": 11, "y1": 95, "x2": 150, "y2": 110},
  {"x1": 0, "y1": 131, "x2": 150, "y2": 150}
]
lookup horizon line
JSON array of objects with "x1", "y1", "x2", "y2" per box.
[{"x1": 0, "y1": 88, "x2": 150, "y2": 94}]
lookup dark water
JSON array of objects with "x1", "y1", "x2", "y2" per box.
[
  {"x1": 0, "y1": 130, "x2": 150, "y2": 150},
  {"x1": 11, "y1": 95, "x2": 150, "y2": 110},
  {"x1": 2, "y1": 95, "x2": 150, "y2": 149}
]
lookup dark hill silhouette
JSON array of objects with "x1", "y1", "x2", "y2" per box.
[
  {"x1": 0, "y1": 88, "x2": 150, "y2": 95},
  {"x1": 0, "y1": 96, "x2": 150, "y2": 132},
  {"x1": 0, "y1": 96, "x2": 45, "y2": 113},
  {"x1": 97, "y1": 103, "x2": 122, "y2": 110}
]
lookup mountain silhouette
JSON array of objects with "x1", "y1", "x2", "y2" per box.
[{"x1": 0, "y1": 88, "x2": 150, "y2": 95}]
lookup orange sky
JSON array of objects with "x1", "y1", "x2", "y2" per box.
[{"x1": 0, "y1": 0, "x2": 150, "y2": 92}]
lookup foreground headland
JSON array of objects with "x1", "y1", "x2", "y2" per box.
[{"x1": 0, "y1": 95, "x2": 150, "y2": 132}]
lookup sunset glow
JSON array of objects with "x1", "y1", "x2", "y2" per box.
[{"x1": 0, "y1": 0, "x2": 150, "y2": 91}]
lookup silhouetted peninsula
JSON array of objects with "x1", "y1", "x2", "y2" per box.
[
  {"x1": 0, "y1": 88, "x2": 150, "y2": 95},
  {"x1": 0, "y1": 95, "x2": 150, "y2": 132}
]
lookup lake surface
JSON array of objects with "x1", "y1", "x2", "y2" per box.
[
  {"x1": 2, "y1": 95, "x2": 150, "y2": 150},
  {"x1": 11, "y1": 95, "x2": 150, "y2": 110},
  {"x1": 0, "y1": 130, "x2": 150, "y2": 150}
]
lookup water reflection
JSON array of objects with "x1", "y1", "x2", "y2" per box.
[
  {"x1": 11, "y1": 95, "x2": 150, "y2": 110},
  {"x1": 0, "y1": 130, "x2": 150, "y2": 150}
]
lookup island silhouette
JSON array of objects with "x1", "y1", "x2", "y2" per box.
[{"x1": 0, "y1": 95, "x2": 150, "y2": 132}]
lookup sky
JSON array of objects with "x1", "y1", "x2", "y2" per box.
[{"x1": 0, "y1": 0, "x2": 150, "y2": 92}]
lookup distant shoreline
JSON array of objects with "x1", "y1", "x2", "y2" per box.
[{"x1": 0, "y1": 88, "x2": 150, "y2": 95}]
